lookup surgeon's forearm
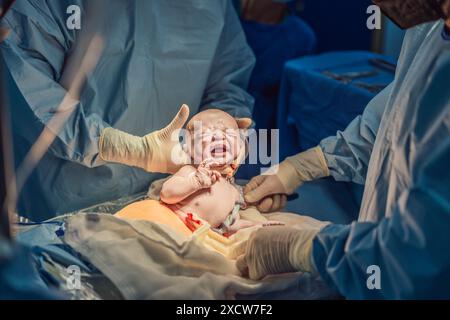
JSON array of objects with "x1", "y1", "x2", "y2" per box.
[
  {"x1": 1, "y1": 12, "x2": 110, "y2": 168},
  {"x1": 319, "y1": 83, "x2": 392, "y2": 184},
  {"x1": 313, "y1": 186, "x2": 450, "y2": 299}
]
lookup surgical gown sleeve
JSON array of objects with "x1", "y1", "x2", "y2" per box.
[
  {"x1": 201, "y1": 1, "x2": 256, "y2": 119},
  {"x1": 1, "y1": 4, "x2": 108, "y2": 167},
  {"x1": 319, "y1": 84, "x2": 393, "y2": 184},
  {"x1": 312, "y1": 60, "x2": 450, "y2": 299}
]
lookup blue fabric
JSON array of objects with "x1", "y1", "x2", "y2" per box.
[
  {"x1": 284, "y1": 179, "x2": 360, "y2": 225},
  {"x1": 1, "y1": 0, "x2": 255, "y2": 221},
  {"x1": 236, "y1": 14, "x2": 315, "y2": 180},
  {"x1": 242, "y1": 15, "x2": 316, "y2": 131},
  {"x1": 13, "y1": 220, "x2": 123, "y2": 299},
  {"x1": 14, "y1": 221, "x2": 100, "y2": 297},
  {"x1": 17, "y1": 222, "x2": 93, "y2": 273},
  {"x1": 442, "y1": 26, "x2": 450, "y2": 41},
  {"x1": 320, "y1": 83, "x2": 393, "y2": 185},
  {"x1": 277, "y1": 51, "x2": 396, "y2": 160},
  {"x1": 313, "y1": 21, "x2": 450, "y2": 299},
  {"x1": 0, "y1": 243, "x2": 60, "y2": 299},
  {"x1": 298, "y1": 0, "x2": 373, "y2": 53}
]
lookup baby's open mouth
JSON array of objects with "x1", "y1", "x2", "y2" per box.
[{"x1": 210, "y1": 144, "x2": 228, "y2": 156}]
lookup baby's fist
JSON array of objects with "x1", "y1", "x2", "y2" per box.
[{"x1": 194, "y1": 166, "x2": 221, "y2": 189}]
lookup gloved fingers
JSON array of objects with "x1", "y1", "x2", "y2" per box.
[
  {"x1": 271, "y1": 194, "x2": 281, "y2": 212},
  {"x1": 257, "y1": 197, "x2": 274, "y2": 213},
  {"x1": 280, "y1": 195, "x2": 287, "y2": 211},
  {"x1": 230, "y1": 238, "x2": 248, "y2": 259},
  {"x1": 248, "y1": 266, "x2": 265, "y2": 281},
  {"x1": 236, "y1": 255, "x2": 249, "y2": 278},
  {"x1": 159, "y1": 104, "x2": 190, "y2": 140},
  {"x1": 244, "y1": 176, "x2": 274, "y2": 204},
  {"x1": 244, "y1": 175, "x2": 265, "y2": 195}
]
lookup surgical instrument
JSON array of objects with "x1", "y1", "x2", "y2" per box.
[{"x1": 322, "y1": 70, "x2": 379, "y2": 84}]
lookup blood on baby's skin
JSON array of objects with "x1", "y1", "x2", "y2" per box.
[{"x1": 185, "y1": 213, "x2": 202, "y2": 232}]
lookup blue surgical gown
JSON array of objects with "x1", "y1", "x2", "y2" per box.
[
  {"x1": 314, "y1": 21, "x2": 450, "y2": 299},
  {"x1": 0, "y1": 0, "x2": 255, "y2": 221}
]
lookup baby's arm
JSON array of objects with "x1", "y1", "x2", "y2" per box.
[{"x1": 160, "y1": 165, "x2": 220, "y2": 204}]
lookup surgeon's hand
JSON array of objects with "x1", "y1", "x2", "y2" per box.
[
  {"x1": 236, "y1": 219, "x2": 329, "y2": 280},
  {"x1": 244, "y1": 175, "x2": 287, "y2": 212},
  {"x1": 244, "y1": 147, "x2": 330, "y2": 212},
  {"x1": 99, "y1": 104, "x2": 191, "y2": 174}
]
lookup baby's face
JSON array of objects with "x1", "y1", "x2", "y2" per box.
[{"x1": 185, "y1": 110, "x2": 242, "y2": 166}]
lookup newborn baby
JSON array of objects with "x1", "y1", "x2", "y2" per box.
[{"x1": 160, "y1": 109, "x2": 280, "y2": 236}]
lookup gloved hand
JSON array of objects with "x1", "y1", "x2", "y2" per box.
[
  {"x1": 244, "y1": 177, "x2": 287, "y2": 213},
  {"x1": 236, "y1": 217, "x2": 330, "y2": 280},
  {"x1": 244, "y1": 147, "x2": 330, "y2": 212},
  {"x1": 99, "y1": 104, "x2": 191, "y2": 174}
]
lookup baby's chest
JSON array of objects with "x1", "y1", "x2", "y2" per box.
[{"x1": 180, "y1": 180, "x2": 239, "y2": 226}]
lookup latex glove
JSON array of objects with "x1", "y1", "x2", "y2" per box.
[
  {"x1": 236, "y1": 218, "x2": 330, "y2": 280},
  {"x1": 99, "y1": 104, "x2": 191, "y2": 174},
  {"x1": 244, "y1": 147, "x2": 330, "y2": 212},
  {"x1": 244, "y1": 176, "x2": 287, "y2": 212}
]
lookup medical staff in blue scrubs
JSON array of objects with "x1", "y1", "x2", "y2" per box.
[
  {"x1": 0, "y1": 27, "x2": 6, "y2": 41},
  {"x1": 239, "y1": 0, "x2": 450, "y2": 299},
  {"x1": 1, "y1": 2, "x2": 58, "y2": 300},
  {"x1": 0, "y1": 0, "x2": 255, "y2": 221}
]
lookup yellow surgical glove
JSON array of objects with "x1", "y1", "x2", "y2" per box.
[
  {"x1": 236, "y1": 218, "x2": 330, "y2": 280},
  {"x1": 99, "y1": 104, "x2": 191, "y2": 174},
  {"x1": 244, "y1": 147, "x2": 330, "y2": 211}
]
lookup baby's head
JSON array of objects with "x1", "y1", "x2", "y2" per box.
[{"x1": 184, "y1": 109, "x2": 251, "y2": 175}]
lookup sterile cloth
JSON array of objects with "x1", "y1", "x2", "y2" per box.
[{"x1": 64, "y1": 212, "x2": 337, "y2": 300}]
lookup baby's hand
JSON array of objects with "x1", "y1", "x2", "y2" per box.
[
  {"x1": 193, "y1": 163, "x2": 221, "y2": 189},
  {"x1": 200, "y1": 158, "x2": 222, "y2": 170}
]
